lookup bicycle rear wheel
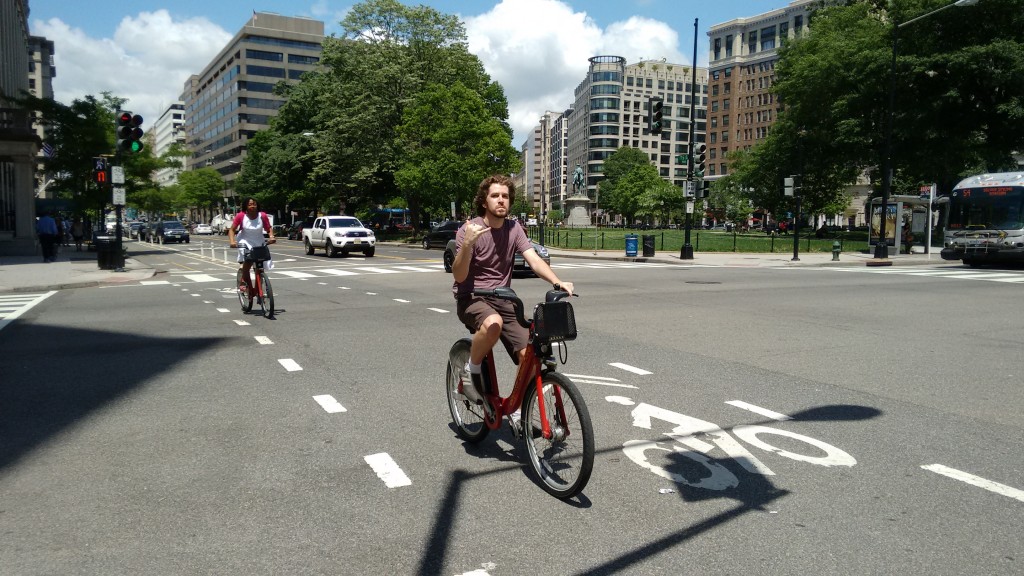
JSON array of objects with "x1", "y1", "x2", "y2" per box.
[
  {"x1": 521, "y1": 372, "x2": 594, "y2": 499},
  {"x1": 236, "y1": 268, "x2": 252, "y2": 313},
  {"x1": 258, "y1": 268, "x2": 273, "y2": 317},
  {"x1": 446, "y1": 338, "x2": 488, "y2": 443}
]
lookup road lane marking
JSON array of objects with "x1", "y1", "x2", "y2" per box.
[
  {"x1": 255, "y1": 336, "x2": 273, "y2": 345},
  {"x1": 278, "y1": 359, "x2": 302, "y2": 372},
  {"x1": 234, "y1": 320, "x2": 250, "y2": 326},
  {"x1": 353, "y1": 267, "x2": 399, "y2": 274},
  {"x1": 364, "y1": 453, "x2": 412, "y2": 488},
  {"x1": 339, "y1": 287, "x2": 351, "y2": 290},
  {"x1": 921, "y1": 464, "x2": 1024, "y2": 502},
  {"x1": 140, "y1": 280, "x2": 171, "y2": 285},
  {"x1": 391, "y1": 265, "x2": 438, "y2": 272},
  {"x1": 216, "y1": 308, "x2": 230, "y2": 313},
  {"x1": 320, "y1": 268, "x2": 360, "y2": 276},
  {"x1": 393, "y1": 298, "x2": 410, "y2": 303},
  {"x1": 275, "y1": 270, "x2": 317, "y2": 279},
  {"x1": 182, "y1": 274, "x2": 220, "y2": 282},
  {"x1": 726, "y1": 400, "x2": 792, "y2": 421},
  {"x1": 203, "y1": 300, "x2": 214, "y2": 304},
  {"x1": 366, "y1": 292, "x2": 377, "y2": 295},
  {"x1": 610, "y1": 362, "x2": 652, "y2": 375},
  {"x1": 0, "y1": 291, "x2": 56, "y2": 332},
  {"x1": 427, "y1": 308, "x2": 449, "y2": 313},
  {"x1": 313, "y1": 394, "x2": 346, "y2": 413}
]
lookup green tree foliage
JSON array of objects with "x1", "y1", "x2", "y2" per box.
[
  {"x1": 244, "y1": 0, "x2": 515, "y2": 228},
  {"x1": 728, "y1": 0, "x2": 1024, "y2": 211},
  {"x1": 177, "y1": 168, "x2": 225, "y2": 221},
  {"x1": 600, "y1": 147, "x2": 668, "y2": 224},
  {"x1": 395, "y1": 82, "x2": 520, "y2": 222}
]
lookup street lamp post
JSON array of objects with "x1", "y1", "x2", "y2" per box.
[{"x1": 876, "y1": 0, "x2": 979, "y2": 259}]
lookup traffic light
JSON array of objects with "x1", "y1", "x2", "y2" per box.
[
  {"x1": 116, "y1": 111, "x2": 144, "y2": 153},
  {"x1": 701, "y1": 180, "x2": 711, "y2": 198},
  {"x1": 693, "y1": 143, "x2": 707, "y2": 177},
  {"x1": 649, "y1": 97, "x2": 664, "y2": 135},
  {"x1": 92, "y1": 156, "x2": 109, "y2": 184},
  {"x1": 784, "y1": 177, "x2": 795, "y2": 196}
]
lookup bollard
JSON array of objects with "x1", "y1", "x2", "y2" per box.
[{"x1": 832, "y1": 240, "x2": 841, "y2": 261}]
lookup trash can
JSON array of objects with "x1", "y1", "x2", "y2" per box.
[
  {"x1": 642, "y1": 234, "x2": 655, "y2": 257},
  {"x1": 625, "y1": 234, "x2": 638, "y2": 257},
  {"x1": 95, "y1": 236, "x2": 117, "y2": 270}
]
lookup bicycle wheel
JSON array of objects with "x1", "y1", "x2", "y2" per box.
[
  {"x1": 446, "y1": 338, "x2": 489, "y2": 443},
  {"x1": 236, "y1": 268, "x2": 252, "y2": 313},
  {"x1": 521, "y1": 372, "x2": 594, "y2": 499},
  {"x1": 260, "y1": 269, "x2": 274, "y2": 317}
]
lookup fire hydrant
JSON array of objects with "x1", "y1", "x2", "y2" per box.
[{"x1": 832, "y1": 240, "x2": 841, "y2": 261}]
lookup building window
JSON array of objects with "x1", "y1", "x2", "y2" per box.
[
  {"x1": 795, "y1": 15, "x2": 804, "y2": 35},
  {"x1": 713, "y1": 38, "x2": 721, "y2": 60},
  {"x1": 646, "y1": 79, "x2": 653, "y2": 88},
  {"x1": 725, "y1": 35, "x2": 733, "y2": 57},
  {"x1": 780, "y1": 21, "x2": 789, "y2": 39},
  {"x1": 761, "y1": 26, "x2": 776, "y2": 51},
  {"x1": 748, "y1": 31, "x2": 757, "y2": 54},
  {"x1": 288, "y1": 54, "x2": 319, "y2": 65},
  {"x1": 627, "y1": 76, "x2": 634, "y2": 86}
]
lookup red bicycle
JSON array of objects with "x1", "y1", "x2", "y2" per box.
[
  {"x1": 446, "y1": 286, "x2": 594, "y2": 499},
  {"x1": 236, "y1": 245, "x2": 274, "y2": 318}
]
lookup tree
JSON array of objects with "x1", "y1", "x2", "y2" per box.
[
  {"x1": 395, "y1": 82, "x2": 520, "y2": 224},
  {"x1": 177, "y1": 168, "x2": 225, "y2": 223},
  {"x1": 600, "y1": 147, "x2": 665, "y2": 224}
]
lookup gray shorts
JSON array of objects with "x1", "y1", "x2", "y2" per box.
[{"x1": 456, "y1": 296, "x2": 529, "y2": 363}]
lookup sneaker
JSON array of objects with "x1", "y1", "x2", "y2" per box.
[
  {"x1": 507, "y1": 409, "x2": 523, "y2": 439},
  {"x1": 461, "y1": 366, "x2": 484, "y2": 404}
]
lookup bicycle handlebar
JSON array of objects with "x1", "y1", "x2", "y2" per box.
[{"x1": 472, "y1": 286, "x2": 575, "y2": 329}]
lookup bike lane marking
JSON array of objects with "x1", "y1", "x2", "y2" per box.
[
  {"x1": 0, "y1": 291, "x2": 56, "y2": 333},
  {"x1": 278, "y1": 358, "x2": 302, "y2": 372},
  {"x1": 427, "y1": 308, "x2": 449, "y2": 313},
  {"x1": 609, "y1": 362, "x2": 652, "y2": 375},
  {"x1": 364, "y1": 453, "x2": 412, "y2": 488},
  {"x1": 254, "y1": 336, "x2": 273, "y2": 345},
  {"x1": 563, "y1": 373, "x2": 638, "y2": 389},
  {"x1": 921, "y1": 464, "x2": 1024, "y2": 502},
  {"x1": 726, "y1": 400, "x2": 792, "y2": 421}
]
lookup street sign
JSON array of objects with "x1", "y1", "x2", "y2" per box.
[
  {"x1": 111, "y1": 166, "x2": 125, "y2": 184},
  {"x1": 112, "y1": 187, "x2": 126, "y2": 205},
  {"x1": 686, "y1": 201, "x2": 694, "y2": 214}
]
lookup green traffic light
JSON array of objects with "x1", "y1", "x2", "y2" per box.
[{"x1": 130, "y1": 140, "x2": 144, "y2": 153}]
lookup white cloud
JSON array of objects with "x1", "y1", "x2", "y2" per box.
[
  {"x1": 32, "y1": 10, "x2": 231, "y2": 126},
  {"x1": 463, "y1": 0, "x2": 687, "y2": 148}
]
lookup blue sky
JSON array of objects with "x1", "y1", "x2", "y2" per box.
[{"x1": 28, "y1": 0, "x2": 790, "y2": 147}]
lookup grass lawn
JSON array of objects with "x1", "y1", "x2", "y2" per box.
[{"x1": 528, "y1": 227, "x2": 873, "y2": 254}]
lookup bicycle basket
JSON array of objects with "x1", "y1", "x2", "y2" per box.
[
  {"x1": 533, "y1": 300, "x2": 577, "y2": 342},
  {"x1": 246, "y1": 245, "x2": 272, "y2": 262}
]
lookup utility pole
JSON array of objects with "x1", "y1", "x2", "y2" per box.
[{"x1": 680, "y1": 17, "x2": 699, "y2": 260}]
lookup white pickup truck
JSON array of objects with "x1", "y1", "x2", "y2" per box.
[{"x1": 302, "y1": 215, "x2": 376, "y2": 257}]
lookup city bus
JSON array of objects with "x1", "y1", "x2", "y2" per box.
[{"x1": 941, "y1": 171, "x2": 1024, "y2": 266}]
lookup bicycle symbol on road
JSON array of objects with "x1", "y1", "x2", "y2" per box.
[{"x1": 608, "y1": 396, "x2": 857, "y2": 490}]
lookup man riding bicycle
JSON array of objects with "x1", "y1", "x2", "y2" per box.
[
  {"x1": 228, "y1": 197, "x2": 276, "y2": 303},
  {"x1": 451, "y1": 174, "x2": 574, "y2": 404}
]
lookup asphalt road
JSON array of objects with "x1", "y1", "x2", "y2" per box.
[{"x1": 1, "y1": 239, "x2": 1021, "y2": 575}]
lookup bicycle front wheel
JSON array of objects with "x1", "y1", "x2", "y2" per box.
[
  {"x1": 258, "y1": 269, "x2": 273, "y2": 317},
  {"x1": 521, "y1": 372, "x2": 594, "y2": 499},
  {"x1": 236, "y1": 268, "x2": 252, "y2": 313},
  {"x1": 446, "y1": 338, "x2": 488, "y2": 443}
]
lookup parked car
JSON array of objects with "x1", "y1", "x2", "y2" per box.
[
  {"x1": 422, "y1": 220, "x2": 461, "y2": 249},
  {"x1": 127, "y1": 221, "x2": 144, "y2": 239},
  {"x1": 287, "y1": 220, "x2": 313, "y2": 240},
  {"x1": 153, "y1": 220, "x2": 190, "y2": 244},
  {"x1": 443, "y1": 238, "x2": 550, "y2": 275},
  {"x1": 194, "y1": 223, "x2": 213, "y2": 235}
]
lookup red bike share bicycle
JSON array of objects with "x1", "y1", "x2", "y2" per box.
[
  {"x1": 236, "y1": 244, "x2": 274, "y2": 318},
  {"x1": 446, "y1": 286, "x2": 594, "y2": 499}
]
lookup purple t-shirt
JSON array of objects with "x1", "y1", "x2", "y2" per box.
[{"x1": 452, "y1": 217, "x2": 533, "y2": 298}]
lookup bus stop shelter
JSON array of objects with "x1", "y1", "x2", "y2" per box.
[{"x1": 868, "y1": 191, "x2": 948, "y2": 254}]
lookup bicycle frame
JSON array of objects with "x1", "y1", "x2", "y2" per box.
[{"x1": 477, "y1": 332, "x2": 567, "y2": 441}]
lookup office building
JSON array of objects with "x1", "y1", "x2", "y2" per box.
[
  {"x1": 181, "y1": 12, "x2": 324, "y2": 210},
  {"x1": 566, "y1": 56, "x2": 708, "y2": 224},
  {"x1": 152, "y1": 102, "x2": 186, "y2": 187},
  {"x1": 0, "y1": 0, "x2": 40, "y2": 255}
]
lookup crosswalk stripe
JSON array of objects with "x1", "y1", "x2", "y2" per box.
[
  {"x1": 182, "y1": 274, "x2": 221, "y2": 283},
  {"x1": 353, "y1": 267, "x2": 399, "y2": 274},
  {"x1": 319, "y1": 268, "x2": 360, "y2": 276},
  {"x1": 276, "y1": 270, "x2": 317, "y2": 278},
  {"x1": 391, "y1": 265, "x2": 439, "y2": 272},
  {"x1": 0, "y1": 291, "x2": 56, "y2": 333}
]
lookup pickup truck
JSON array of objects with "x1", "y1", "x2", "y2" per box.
[{"x1": 302, "y1": 215, "x2": 376, "y2": 257}]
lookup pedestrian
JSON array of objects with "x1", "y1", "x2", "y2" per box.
[
  {"x1": 71, "y1": 217, "x2": 85, "y2": 251},
  {"x1": 36, "y1": 211, "x2": 58, "y2": 263}
]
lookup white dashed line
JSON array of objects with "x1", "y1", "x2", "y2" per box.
[
  {"x1": 313, "y1": 394, "x2": 346, "y2": 413},
  {"x1": 278, "y1": 358, "x2": 302, "y2": 372},
  {"x1": 354, "y1": 267, "x2": 399, "y2": 274},
  {"x1": 609, "y1": 362, "x2": 652, "y2": 375},
  {"x1": 276, "y1": 271, "x2": 317, "y2": 279},
  {"x1": 203, "y1": 300, "x2": 214, "y2": 304},
  {"x1": 364, "y1": 453, "x2": 412, "y2": 488},
  {"x1": 216, "y1": 308, "x2": 230, "y2": 313},
  {"x1": 427, "y1": 308, "x2": 449, "y2": 314},
  {"x1": 922, "y1": 464, "x2": 1024, "y2": 502},
  {"x1": 726, "y1": 400, "x2": 792, "y2": 421},
  {"x1": 255, "y1": 336, "x2": 273, "y2": 345},
  {"x1": 393, "y1": 298, "x2": 410, "y2": 303},
  {"x1": 233, "y1": 320, "x2": 250, "y2": 326},
  {"x1": 366, "y1": 292, "x2": 377, "y2": 295},
  {"x1": 140, "y1": 280, "x2": 170, "y2": 285},
  {"x1": 182, "y1": 274, "x2": 220, "y2": 283},
  {"x1": 190, "y1": 294, "x2": 200, "y2": 297},
  {"x1": 321, "y1": 269, "x2": 359, "y2": 276}
]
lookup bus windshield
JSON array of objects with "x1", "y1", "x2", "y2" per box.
[{"x1": 947, "y1": 186, "x2": 1024, "y2": 231}]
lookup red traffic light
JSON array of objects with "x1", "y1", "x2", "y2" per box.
[{"x1": 118, "y1": 111, "x2": 133, "y2": 125}]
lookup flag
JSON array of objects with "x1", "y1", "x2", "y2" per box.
[{"x1": 41, "y1": 142, "x2": 55, "y2": 158}]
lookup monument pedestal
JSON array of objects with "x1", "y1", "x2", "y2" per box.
[{"x1": 565, "y1": 195, "x2": 591, "y2": 227}]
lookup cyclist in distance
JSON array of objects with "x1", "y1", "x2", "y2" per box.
[
  {"x1": 228, "y1": 197, "x2": 276, "y2": 301},
  {"x1": 451, "y1": 174, "x2": 574, "y2": 404}
]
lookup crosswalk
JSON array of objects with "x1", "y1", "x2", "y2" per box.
[
  {"x1": 0, "y1": 291, "x2": 56, "y2": 332},
  {"x1": 142, "y1": 261, "x2": 686, "y2": 285},
  {"x1": 814, "y1": 266, "x2": 1024, "y2": 284}
]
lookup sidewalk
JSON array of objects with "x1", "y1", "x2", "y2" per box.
[
  {"x1": 540, "y1": 245, "x2": 943, "y2": 268},
  {"x1": 0, "y1": 245, "x2": 156, "y2": 293}
]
